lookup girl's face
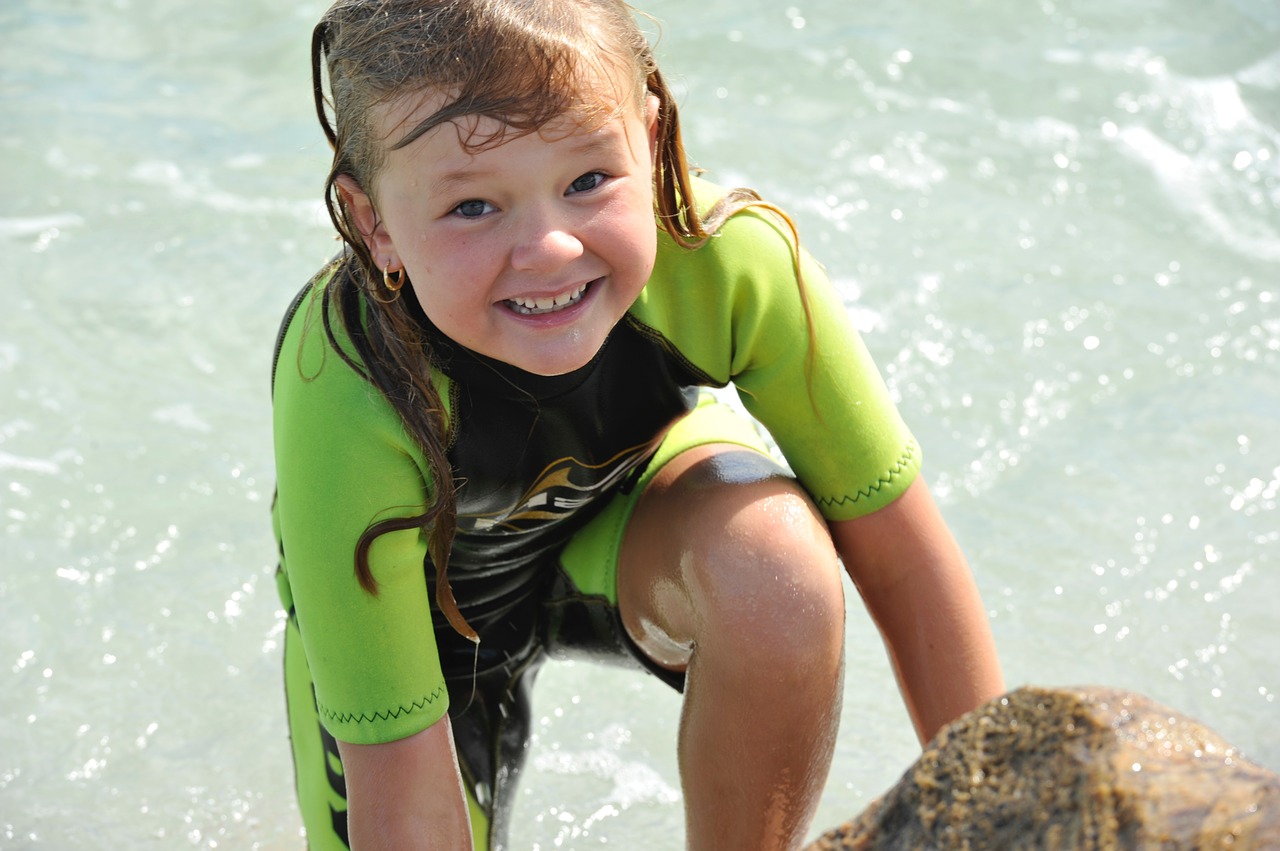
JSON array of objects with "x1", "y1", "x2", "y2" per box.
[{"x1": 339, "y1": 87, "x2": 661, "y2": 376}]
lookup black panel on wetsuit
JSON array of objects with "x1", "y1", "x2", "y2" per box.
[{"x1": 410, "y1": 304, "x2": 715, "y2": 668}]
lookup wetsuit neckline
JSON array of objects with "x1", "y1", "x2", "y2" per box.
[{"x1": 407, "y1": 296, "x2": 609, "y2": 402}]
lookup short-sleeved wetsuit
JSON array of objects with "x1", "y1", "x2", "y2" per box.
[{"x1": 272, "y1": 183, "x2": 921, "y2": 848}]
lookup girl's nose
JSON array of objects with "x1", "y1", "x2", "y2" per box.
[{"x1": 510, "y1": 209, "x2": 584, "y2": 273}]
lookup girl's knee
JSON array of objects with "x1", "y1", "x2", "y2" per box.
[
  {"x1": 689, "y1": 483, "x2": 846, "y2": 664},
  {"x1": 620, "y1": 446, "x2": 845, "y2": 669}
]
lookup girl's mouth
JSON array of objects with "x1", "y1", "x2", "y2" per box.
[{"x1": 505, "y1": 282, "x2": 590, "y2": 316}]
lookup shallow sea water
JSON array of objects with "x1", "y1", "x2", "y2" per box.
[{"x1": 1, "y1": 0, "x2": 1277, "y2": 848}]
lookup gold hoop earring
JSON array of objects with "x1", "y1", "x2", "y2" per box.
[{"x1": 383, "y1": 263, "x2": 406, "y2": 294}]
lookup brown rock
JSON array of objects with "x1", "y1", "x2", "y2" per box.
[{"x1": 807, "y1": 686, "x2": 1280, "y2": 850}]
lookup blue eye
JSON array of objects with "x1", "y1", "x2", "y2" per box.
[
  {"x1": 453, "y1": 199, "x2": 494, "y2": 218},
  {"x1": 568, "y1": 172, "x2": 606, "y2": 195}
]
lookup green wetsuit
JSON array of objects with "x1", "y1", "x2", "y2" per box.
[{"x1": 272, "y1": 186, "x2": 921, "y2": 848}]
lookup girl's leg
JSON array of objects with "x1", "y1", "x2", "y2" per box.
[
  {"x1": 283, "y1": 614, "x2": 354, "y2": 850},
  {"x1": 617, "y1": 443, "x2": 847, "y2": 851}
]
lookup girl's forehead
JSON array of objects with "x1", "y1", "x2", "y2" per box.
[
  {"x1": 383, "y1": 100, "x2": 638, "y2": 167},
  {"x1": 376, "y1": 54, "x2": 644, "y2": 154}
]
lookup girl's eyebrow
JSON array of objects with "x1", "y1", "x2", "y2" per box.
[
  {"x1": 430, "y1": 167, "x2": 492, "y2": 196},
  {"x1": 565, "y1": 120, "x2": 631, "y2": 156},
  {"x1": 567, "y1": 136, "x2": 623, "y2": 161}
]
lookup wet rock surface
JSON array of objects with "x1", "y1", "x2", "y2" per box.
[{"x1": 807, "y1": 686, "x2": 1279, "y2": 850}]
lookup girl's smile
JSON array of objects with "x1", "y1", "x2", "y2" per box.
[
  {"x1": 505, "y1": 280, "x2": 592, "y2": 315},
  {"x1": 338, "y1": 87, "x2": 661, "y2": 376}
]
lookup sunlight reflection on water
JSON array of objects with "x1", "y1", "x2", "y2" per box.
[{"x1": 2, "y1": 0, "x2": 1277, "y2": 847}]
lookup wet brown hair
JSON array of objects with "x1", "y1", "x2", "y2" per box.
[{"x1": 309, "y1": 0, "x2": 807, "y2": 640}]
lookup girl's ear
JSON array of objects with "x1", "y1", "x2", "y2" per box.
[
  {"x1": 644, "y1": 94, "x2": 661, "y2": 161},
  {"x1": 335, "y1": 174, "x2": 399, "y2": 267}
]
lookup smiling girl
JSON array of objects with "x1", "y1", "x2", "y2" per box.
[{"x1": 271, "y1": 1, "x2": 1004, "y2": 848}]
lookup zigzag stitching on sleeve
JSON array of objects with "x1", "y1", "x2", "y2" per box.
[
  {"x1": 816, "y1": 440, "x2": 919, "y2": 510},
  {"x1": 318, "y1": 685, "x2": 447, "y2": 726}
]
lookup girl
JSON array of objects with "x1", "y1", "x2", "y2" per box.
[{"x1": 271, "y1": 0, "x2": 1005, "y2": 848}]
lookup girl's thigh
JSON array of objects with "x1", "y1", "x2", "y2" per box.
[
  {"x1": 557, "y1": 394, "x2": 844, "y2": 675},
  {"x1": 282, "y1": 616, "x2": 355, "y2": 851},
  {"x1": 554, "y1": 394, "x2": 773, "y2": 612}
]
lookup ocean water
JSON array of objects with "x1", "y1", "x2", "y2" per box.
[{"x1": 2, "y1": 0, "x2": 1277, "y2": 848}]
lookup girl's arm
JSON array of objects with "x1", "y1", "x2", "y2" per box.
[
  {"x1": 336, "y1": 714, "x2": 474, "y2": 850},
  {"x1": 830, "y1": 476, "x2": 1005, "y2": 744}
]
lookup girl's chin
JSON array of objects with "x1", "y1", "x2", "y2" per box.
[
  {"x1": 494, "y1": 309, "x2": 618, "y2": 375},
  {"x1": 507, "y1": 346, "x2": 601, "y2": 377},
  {"x1": 453, "y1": 324, "x2": 609, "y2": 376}
]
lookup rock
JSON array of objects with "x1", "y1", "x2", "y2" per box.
[{"x1": 807, "y1": 686, "x2": 1280, "y2": 850}]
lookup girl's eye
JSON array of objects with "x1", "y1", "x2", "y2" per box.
[
  {"x1": 567, "y1": 172, "x2": 606, "y2": 195},
  {"x1": 452, "y1": 199, "x2": 495, "y2": 218}
]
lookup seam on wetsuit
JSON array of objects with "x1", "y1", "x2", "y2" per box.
[
  {"x1": 815, "y1": 439, "x2": 918, "y2": 511},
  {"x1": 317, "y1": 685, "x2": 447, "y2": 727}
]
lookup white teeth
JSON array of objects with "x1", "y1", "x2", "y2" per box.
[{"x1": 508, "y1": 284, "x2": 588, "y2": 315}]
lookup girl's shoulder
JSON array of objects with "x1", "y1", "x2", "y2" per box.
[
  {"x1": 652, "y1": 178, "x2": 802, "y2": 285},
  {"x1": 271, "y1": 257, "x2": 447, "y2": 422},
  {"x1": 632, "y1": 179, "x2": 823, "y2": 385},
  {"x1": 272, "y1": 257, "x2": 358, "y2": 396},
  {"x1": 697, "y1": 176, "x2": 799, "y2": 246},
  {"x1": 270, "y1": 257, "x2": 341, "y2": 394},
  {"x1": 643, "y1": 178, "x2": 810, "y2": 317}
]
